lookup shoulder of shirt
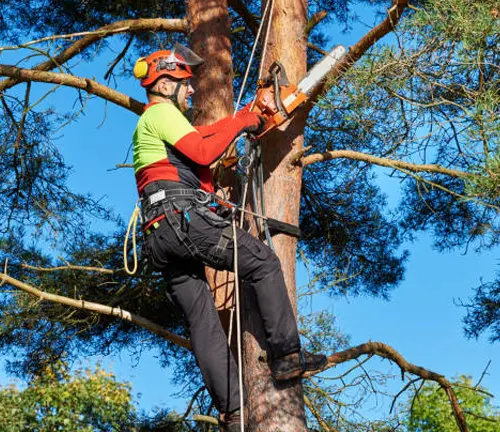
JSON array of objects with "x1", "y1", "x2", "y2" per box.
[{"x1": 144, "y1": 102, "x2": 181, "y2": 115}]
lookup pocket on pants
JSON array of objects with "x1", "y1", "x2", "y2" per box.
[
  {"x1": 193, "y1": 205, "x2": 231, "y2": 228},
  {"x1": 240, "y1": 234, "x2": 272, "y2": 261}
]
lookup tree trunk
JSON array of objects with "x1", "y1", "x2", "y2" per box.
[
  {"x1": 187, "y1": 0, "x2": 234, "y2": 123},
  {"x1": 186, "y1": 0, "x2": 237, "y2": 331},
  {"x1": 243, "y1": 0, "x2": 308, "y2": 431},
  {"x1": 187, "y1": 0, "x2": 308, "y2": 430}
]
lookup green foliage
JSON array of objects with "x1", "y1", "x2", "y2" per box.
[
  {"x1": 463, "y1": 277, "x2": 500, "y2": 343},
  {"x1": 0, "y1": 361, "x2": 135, "y2": 431},
  {"x1": 300, "y1": 162, "x2": 408, "y2": 297},
  {"x1": 465, "y1": 152, "x2": 500, "y2": 205},
  {"x1": 411, "y1": 0, "x2": 498, "y2": 51},
  {"x1": 0, "y1": 230, "x2": 189, "y2": 378},
  {"x1": 136, "y1": 409, "x2": 190, "y2": 431},
  {"x1": 0, "y1": 0, "x2": 499, "y2": 425},
  {"x1": 406, "y1": 376, "x2": 500, "y2": 432},
  {"x1": 298, "y1": 0, "x2": 497, "y2": 297},
  {"x1": 0, "y1": 101, "x2": 113, "y2": 246}
]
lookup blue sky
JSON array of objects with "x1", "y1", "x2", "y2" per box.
[{"x1": 1, "y1": 2, "x2": 499, "y2": 424}]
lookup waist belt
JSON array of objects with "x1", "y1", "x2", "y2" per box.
[
  {"x1": 143, "y1": 188, "x2": 211, "y2": 209},
  {"x1": 141, "y1": 187, "x2": 216, "y2": 234},
  {"x1": 142, "y1": 186, "x2": 301, "y2": 240}
]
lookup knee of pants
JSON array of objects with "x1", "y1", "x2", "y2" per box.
[{"x1": 249, "y1": 249, "x2": 282, "y2": 283}]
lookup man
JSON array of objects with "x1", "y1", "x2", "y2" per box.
[{"x1": 132, "y1": 44, "x2": 327, "y2": 431}]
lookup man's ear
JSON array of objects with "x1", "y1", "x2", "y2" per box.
[{"x1": 152, "y1": 78, "x2": 167, "y2": 93}]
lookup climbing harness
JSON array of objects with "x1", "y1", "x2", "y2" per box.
[{"x1": 140, "y1": 187, "x2": 236, "y2": 268}]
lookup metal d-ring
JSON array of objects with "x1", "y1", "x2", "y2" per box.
[
  {"x1": 238, "y1": 154, "x2": 254, "y2": 170},
  {"x1": 194, "y1": 189, "x2": 211, "y2": 205}
]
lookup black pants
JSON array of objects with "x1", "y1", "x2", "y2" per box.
[{"x1": 143, "y1": 199, "x2": 301, "y2": 413}]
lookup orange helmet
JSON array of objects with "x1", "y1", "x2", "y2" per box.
[{"x1": 133, "y1": 43, "x2": 204, "y2": 87}]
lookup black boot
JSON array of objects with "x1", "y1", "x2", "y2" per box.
[
  {"x1": 219, "y1": 409, "x2": 245, "y2": 431},
  {"x1": 272, "y1": 350, "x2": 328, "y2": 381}
]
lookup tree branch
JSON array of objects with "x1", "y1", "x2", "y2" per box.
[
  {"x1": 0, "y1": 18, "x2": 188, "y2": 93},
  {"x1": 305, "y1": 11, "x2": 328, "y2": 38},
  {"x1": 0, "y1": 272, "x2": 190, "y2": 349},
  {"x1": 292, "y1": 148, "x2": 469, "y2": 178},
  {"x1": 228, "y1": 0, "x2": 259, "y2": 35},
  {"x1": 304, "y1": 394, "x2": 337, "y2": 432},
  {"x1": 306, "y1": 0, "x2": 410, "y2": 109},
  {"x1": 305, "y1": 341, "x2": 470, "y2": 432},
  {"x1": 21, "y1": 262, "x2": 116, "y2": 274},
  {"x1": 0, "y1": 64, "x2": 144, "y2": 115}
]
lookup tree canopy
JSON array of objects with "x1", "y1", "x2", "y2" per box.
[
  {"x1": 406, "y1": 375, "x2": 500, "y2": 432},
  {"x1": 0, "y1": 361, "x2": 134, "y2": 431},
  {"x1": 0, "y1": 0, "x2": 499, "y2": 430}
]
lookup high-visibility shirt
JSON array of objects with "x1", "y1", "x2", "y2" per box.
[{"x1": 133, "y1": 102, "x2": 250, "y2": 194}]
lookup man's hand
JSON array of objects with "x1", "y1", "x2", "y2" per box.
[{"x1": 240, "y1": 111, "x2": 266, "y2": 136}]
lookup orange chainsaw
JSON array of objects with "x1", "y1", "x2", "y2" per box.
[{"x1": 251, "y1": 45, "x2": 347, "y2": 137}]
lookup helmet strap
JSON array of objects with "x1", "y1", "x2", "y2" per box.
[{"x1": 146, "y1": 81, "x2": 184, "y2": 110}]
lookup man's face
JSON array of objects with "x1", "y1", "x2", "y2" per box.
[
  {"x1": 160, "y1": 78, "x2": 194, "y2": 113},
  {"x1": 176, "y1": 79, "x2": 195, "y2": 113}
]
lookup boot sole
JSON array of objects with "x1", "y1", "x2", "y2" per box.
[
  {"x1": 304, "y1": 356, "x2": 328, "y2": 372},
  {"x1": 273, "y1": 366, "x2": 304, "y2": 381}
]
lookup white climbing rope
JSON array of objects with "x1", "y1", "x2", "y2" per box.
[
  {"x1": 258, "y1": 0, "x2": 276, "y2": 81},
  {"x1": 234, "y1": 0, "x2": 275, "y2": 116},
  {"x1": 228, "y1": 4, "x2": 278, "y2": 430},
  {"x1": 232, "y1": 217, "x2": 245, "y2": 432}
]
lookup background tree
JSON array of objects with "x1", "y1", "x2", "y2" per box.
[
  {"x1": 0, "y1": 361, "x2": 135, "y2": 431},
  {"x1": 0, "y1": 0, "x2": 498, "y2": 431},
  {"x1": 405, "y1": 375, "x2": 500, "y2": 432}
]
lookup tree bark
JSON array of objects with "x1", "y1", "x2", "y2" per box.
[
  {"x1": 186, "y1": 0, "x2": 238, "y2": 328},
  {"x1": 242, "y1": 0, "x2": 309, "y2": 430},
  {"x1": 187, "y1": 0, "x2": 235, "y2": 124}
]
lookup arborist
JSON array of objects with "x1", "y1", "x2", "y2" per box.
[{"x1": 132, "y1": 44, "x2": 327, "y2": 431}]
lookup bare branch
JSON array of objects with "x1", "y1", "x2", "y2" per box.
[
  {"x1": 390, "y1": 377, "x2": 423, "y2": 413},
  {"x1": 0, "y1": 272, "x2": 190, "y2": 349},
  {"x1": 292, "y1": 148, "x2": 469, "y2": 178},
  {"x1": 305, "y1": 11, "x2": 328, "y2": 38},
  {"x1": 304, "y1": 341, "x2": 470, "y2": 432},
  {"x1": 0, "y1": 18, "x2": 188, "y2": 93},
  {"x1": 104, "y1": 35, "x2": 135, "y2": 81},
  {"x1": 304, "y1": 394, "x2": 337, "y2": 432},
  {"x1": 474, "y1": 360, "x2": 492, "y2": 389},
  {"x1": 228, "y1": 0, "x2": 259, "y2": 35},
  {"x1": 0, "y1": 64, "x2": 144, "y2": 115},
  {"x1": 192, "y1": 415, "x2": 219, "y2": 426},
  {"x1": 21, "y1": 263, "x2": 115, "y2": 274},
  {"x1": 183, "y1": 386, "x2": 207, "y2": 419},
  {"x1": 306, "y1": 0, "x2": 410, "y2": 108}
]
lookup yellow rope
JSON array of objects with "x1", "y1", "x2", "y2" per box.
[{"x1": 123, "y1": 201, "x2": 141, "y2": 275}]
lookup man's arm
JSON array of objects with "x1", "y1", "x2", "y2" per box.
[
  {"x1": 150, "y1": 103, "x2": 262, "y2": 166},
  {"x1": 194, "y1": 103, "x2": 252, "y2": 137}
]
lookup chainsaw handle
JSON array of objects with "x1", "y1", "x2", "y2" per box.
[{"x1": 272, "y1": 69, "x2": 288, "y2": 121}]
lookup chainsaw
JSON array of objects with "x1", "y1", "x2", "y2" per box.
[
  {"x1": 215, "y1": 46, "x2": 347, "y2": 239},
  {"x1": 251, "y1": 45, "x2": 347, "y2": 137}
]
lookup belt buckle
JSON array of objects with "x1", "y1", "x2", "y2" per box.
[{"x1": 149, "y1": 190, "x2": 166, "y2": 206}]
